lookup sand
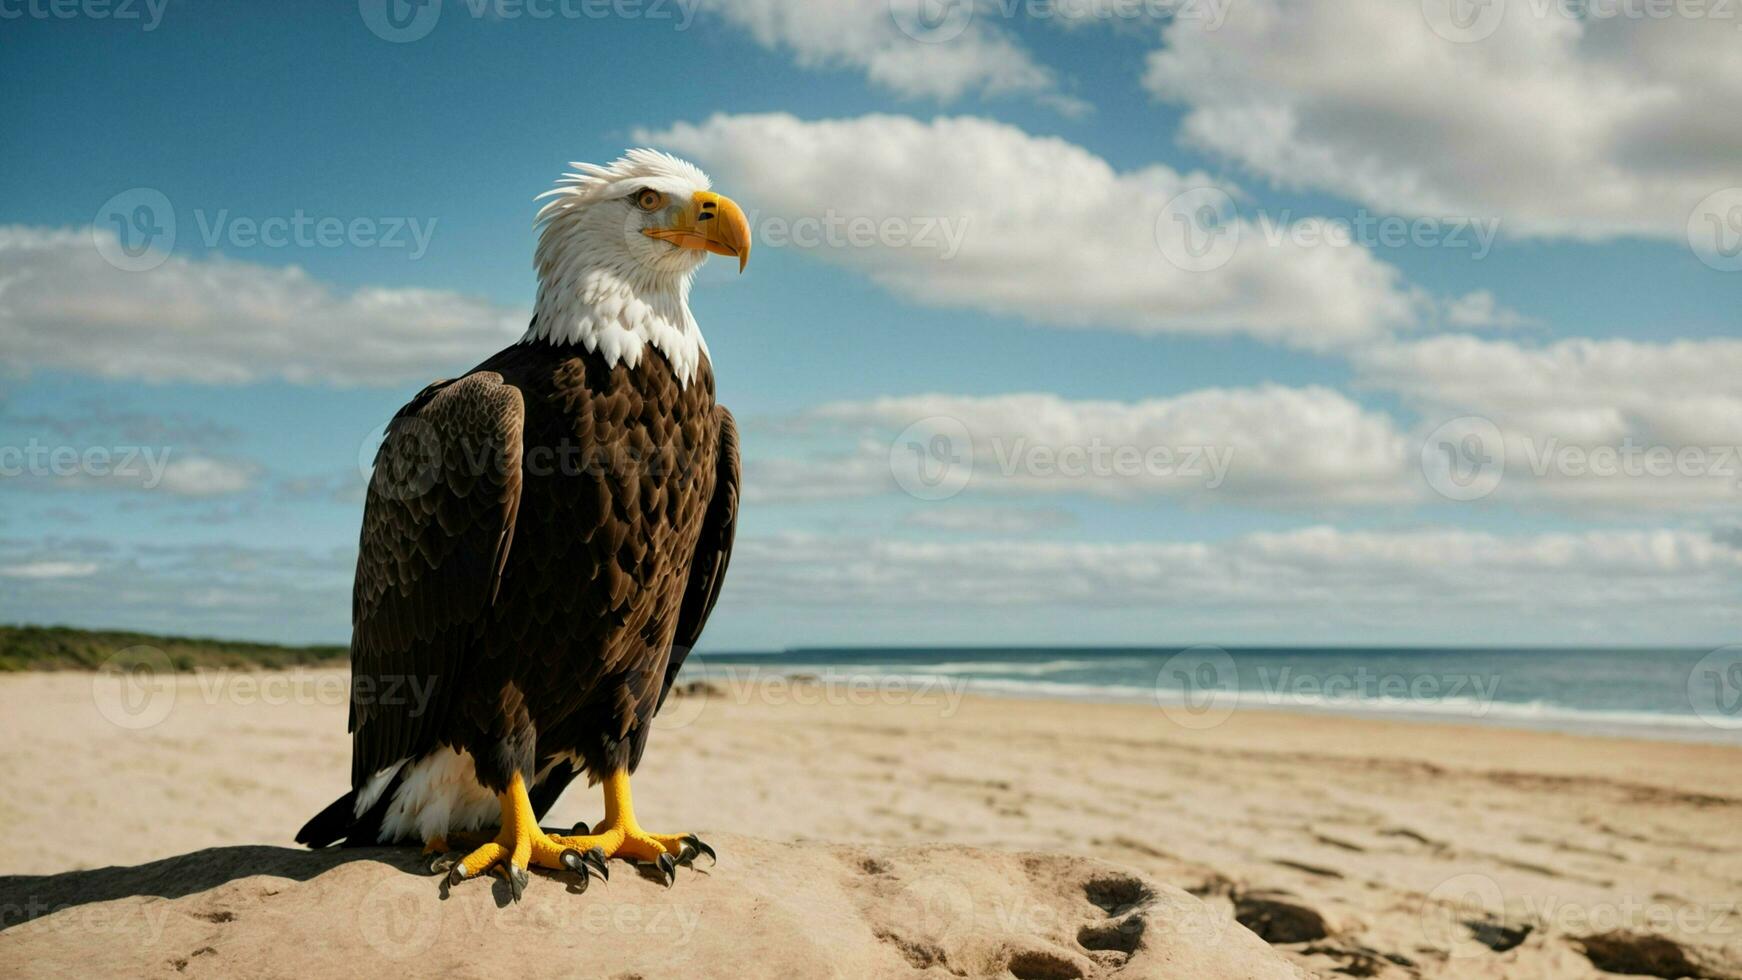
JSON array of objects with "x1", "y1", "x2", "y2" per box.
[
  {"x1": 1, "y1": 668, "x2": 1739, "y2": 978},
  {"x1": 0, "y1": 836, "x2": 1302, "y2": 979}
]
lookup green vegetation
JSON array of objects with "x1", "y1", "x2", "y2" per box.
[{"x1": 0, "y1": 625, "x2": 345, "y2": 672}]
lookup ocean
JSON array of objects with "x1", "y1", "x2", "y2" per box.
[{"x1": 693, "y1": 646, "x2": 1742, "y2": 745}]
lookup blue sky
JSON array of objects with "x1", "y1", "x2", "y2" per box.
[{"x1": 2, "y1": 0, "x2": 1739, "y2": 649}]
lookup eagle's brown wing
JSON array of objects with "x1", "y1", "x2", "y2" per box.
[
  {"x1": 658, "y1": 406, "x2": 740, "y2": 714},
  {"x1": 347, "y1": 372, "x2": 524, "y2": 790}
]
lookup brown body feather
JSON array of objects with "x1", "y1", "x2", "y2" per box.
[{"x1": 339, "y1": 338, "x2": 737, "y2": 831}]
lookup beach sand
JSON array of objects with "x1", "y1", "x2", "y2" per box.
[{"x1": 1, "y1": 669, "x2": 1738, "y2": 978}]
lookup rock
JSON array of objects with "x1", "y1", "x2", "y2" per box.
[
  {"x1": 1577, "y1": 929, "x2": 1741, "y2": 980},
  {"x1": 1232, "y1": 889, "x2": 1332, "y2": 945}
]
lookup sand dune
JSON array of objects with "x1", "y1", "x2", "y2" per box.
[
  {"x1": 2, "y1": 670, "x2": 1740, "y2": 978},
  {"x1": 0, "y1": 835, "x2": 1301, "y2": 979}
]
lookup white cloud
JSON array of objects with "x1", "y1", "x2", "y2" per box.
[
  {"x1": 0, "y1": 561, "x2": 100, "y2": 579},
  {"x1": 0, "y1": 449, "x2": 258, "y2": 498},
  {"x1": 753, "y1": 351, "x2": 1742, "y2": 514},
  {"x1": 903, "y1": 505, "x2": 1077, "y2": 533},
  {"x1": 1443, "y1": 290, "x2": 1533, "y2": 330},
  {"x1": 730, "y1": 527, "x2": 1742, "y2": 639},
  {"x1": 1143, "y1": 1, "x2": 1742, "y2": 238},
  {"x1": 153, "y1": 456, "x2": 257, "y2": 496},
  {"x1": 761, "y1": 385, "x2": 1416, "y2": 506},
  {"x1": 0, "y1": 537, "x2": 351, "y2": 642},
  {"x1": 704, "y1": 0, "x2": 1083, "y2": 112},
  {"x1": 744, "y1": 448, "x2": 897, "y2": 504},
  {"x1": 1357, "y1": 334, "x2": 1742, "y2": 444},
  {"x1": 0, "y1": 227, "x2": 527, "y2": 386},
  {"x1": 0, "y1": 404, "x2": 262, "y2": 498},
  {"x1": 1357, "y1": 334, "x2": 1742, "y2": 511},
  {"x1": 644, "y1": 112, "x2": 1427, "y2": 349}
]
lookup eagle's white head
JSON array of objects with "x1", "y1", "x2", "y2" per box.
[{"x1": 525, "y1": 149, "x2": 750, "y2": 388}]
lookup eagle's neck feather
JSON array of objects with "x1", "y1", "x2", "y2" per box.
[{"x1": 523, "y1": 240, "x2": 708, "y2": 387}]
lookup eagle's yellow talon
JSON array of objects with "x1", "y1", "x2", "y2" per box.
[
  {"x1": 547, "y1": 827, "x2": 683, "y2": 863},
  {"x1": 453, "y1": 841, "x2": 507, "y2": 880},
  {"x1": 544, "y1": 769, "x2": 712, "y2": 880},
  {"x1": 444, "y1": 767, "x2": 706, "y2": 897},
  {"x1": 446, "y1": 772, "x2": 602, "y2": 898}
]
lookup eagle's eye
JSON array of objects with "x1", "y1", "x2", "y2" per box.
[{"x1": 633, "y1": 188, "x2": 666, "y2": 212}]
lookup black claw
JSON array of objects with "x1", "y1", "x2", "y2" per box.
[
  {"x1": 570, "y1": 820, "x2": 590, "y2": 836},
  {"x1": 560, "y1": 846, "x2": 611, "y2": 886},
  {"x1": 559, "y1": 850, "x2": 592, "y2": 892},
  {"x1": 582, "y1": 846, "x2": 610, "y2": 881},
  {"x1": 559, "y1": 849, "x2": 589, "y2": 878},
  {"x1": 681, "y1": 834, "x2": 716, "y2": 867},
  {"x1": 506, "y1": 863, "x2": 529, "y2": 902},
  {"x1": 447, "y1": 864, "x2": 469, "y2": 887},
  {"x1": 656, "y1": 852, "x2": 677, "y2": 887},
  {"x1": 429, "y1": 851, "x2": 462, "y2": 875}
]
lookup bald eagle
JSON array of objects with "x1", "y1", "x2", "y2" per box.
[{"x1": 296, "y1": 150, "x2": 747, "y2": 898}]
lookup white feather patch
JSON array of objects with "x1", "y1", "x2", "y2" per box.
[
  {"x1": 378, "y1": 749, "x2": 501, "y2": 844},
  {"x1": 523, "y1": 149, "x2": 715, "y2": 387},
  {"x1": 375, "y1": 751, "x2": 576, "y2": 844},
  {"x1": 353, "y1": 759, "x2": 407, "y2": 817}
]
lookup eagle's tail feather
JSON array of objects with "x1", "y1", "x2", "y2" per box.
[
  {"x1": 297, "y1": 760, "x2": 578, "y2": 850},
  {"x1": 295, "y1": 790, "x2": 357, "y2": 848},
  {"x1": 296, "y1": 773, "x2": 402, "y2": 848}
]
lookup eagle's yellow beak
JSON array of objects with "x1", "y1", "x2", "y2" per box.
[{"x1": 643, "y1": 191, "x2": 751, "y2": 273}]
